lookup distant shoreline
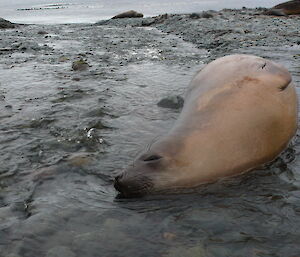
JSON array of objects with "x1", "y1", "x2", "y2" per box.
[{"x1": 0, "y1": 1, "x2": 282, "y2": 25}]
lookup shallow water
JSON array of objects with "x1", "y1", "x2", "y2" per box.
[{"x1": 0, "y1": 20, "x2": 300, "y2": 257}]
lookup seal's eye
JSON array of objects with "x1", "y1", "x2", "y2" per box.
[{"x1": 143, "y1": 155, "x2": 162, "y2": 162}]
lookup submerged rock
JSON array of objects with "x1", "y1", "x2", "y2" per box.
[
  {"x1": 72, "y1": 59, "x2": 89, "y2": 71},
  {"x1": 66, "y1": 152, "x2": 94, "y2": 167},
  {"x1": 46, "y1": 246, "x2": 75, "y2": 257},
  {"x1": 164, "y1": 245, "x2": 205, "y2": 257},
  {"x1": 112, "y1": 10, "x2": 143, "y2": 19},
  {"x1": 0, "y1": 18, "x2": 15, "y2": 29},
  {"x1": 157, "y1": 95, "x2": 184, "y2": 109}
]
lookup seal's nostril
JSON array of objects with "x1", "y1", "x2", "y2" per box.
[
  {"x1": 114, "y1": 174, "x2": 124, "y2": 193},
  {"x1": 115, "y1": 174, "x2": 123, "y2": 181}
]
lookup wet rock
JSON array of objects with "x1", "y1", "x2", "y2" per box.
[
  {"x1": 157, "y1": 95, "x2": 184, "y2": 109},
  {"x1": 19, "y1": 118, "x2": 55, "y2": 129},
  {"x1": 155, "y1": 13, "x2": 169, "y2": 22},
  {"x1": 189, "y1": 13, "x2": 201, "y2": 19},
  {"x1": 87, "y1": 120, "x2": 110, "y2": 130},
  {"x1": 233, "y1": 28, "x2": 245, "y2": 34},
  {"x1": 94, "y1": 20, "x2": 109, "y2": 25},
  {"x1": 163, "y1": 232, "x2": 177, "y2": 240},
  {"x1": 58, "y1": 56, "x2": 70, "y2": 62},
  {"x1": 46, "y1": 246, "x2": 75, "y2": 257},
  {"x1": 11, "y1": 41, "x2": 42, "y2": 51},
  {"x1": 112, "y1": 10, "x2": 143, "y2": 19},
  {"x1": 67, "y1": 152, "x2": 94, "y2": 167},
  {"x1": 0, "y1": 18, "x2": 15, "y2": 29},
  {"x1": 37, "y1": 30, "x2": 48, "y2": 35},
  {"x1": 72, "y1": 224, "x2": 133, "y2": 256},
  {"x1": 142, "y1": 14, "x2": 168, "y2": 26},
  {"x1": 85, "y1": 108, "x2": 106, "y2": 117},
  {"x1": 72, "y1": 59, "x2": 89, "y2": 71},
  {"x1": 190, "y1": 11, "x2": 214, "y2": 19},
  {"x1": 201, "y1": 11, "x2": 214, "y2": 18},
  {"x1": 153, "y1": 8, "x2": 300, "y2": 59}
]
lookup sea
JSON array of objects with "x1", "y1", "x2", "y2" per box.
[{"x1": 0, "y1": 0, "x2": 287, "y2": 24}]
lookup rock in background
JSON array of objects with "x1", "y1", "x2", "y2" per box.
[{"x1": 0, "y1": 18, "x2": 16, "y2": 29}]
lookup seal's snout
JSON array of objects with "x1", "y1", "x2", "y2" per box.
[
  {"x1": 114, "y1": 174, "x2": 124, "y2": 193},
  {"x1": 114, "y1": 173, "x2": 136, "y2": 197},
  {"x1": 114, "y1": 172, "x2": 153, "y2": 198}
]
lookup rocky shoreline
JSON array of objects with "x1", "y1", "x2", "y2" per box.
[
  {"x1": 96, "y1": 8, "x2": 300, "y2": 61},
  {"x1": 0, "y1": 17, "x2": 16, "y2": 29},
  {"x1": 1, "y1": 7, "x2": 300, "y2": 257},
  {"x1": 1, "y1": 7, "x2": 300, "y2": 62}
]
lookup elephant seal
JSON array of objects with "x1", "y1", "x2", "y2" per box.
[
  {"x1": 114, "y1": 55, "x2": 298, "y2": 197},
  {"x1": 112, "y1": 10, "x2": 143, "y2": 19},
  {"x1": 264, "y1": 0, "x2": 300, "y2": 16}
]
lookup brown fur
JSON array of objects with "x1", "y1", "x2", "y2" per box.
[
  {"x1": 112, "y1": 10, "x2": 143, "y2": 19},
  {"x1": 266, "y1": 0, "x2": 300, "y2": 15},
  {"x1": 114, "y1": 55, "x2": 298, "y2": 197}
]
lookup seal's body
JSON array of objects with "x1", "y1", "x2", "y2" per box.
[
  {"x1": 112, "y1": 10, "x2": 143, "y2": 19},
  {"x1": 114, "y1": 55, "x2": 298, "y2": 197},
  {"x1": 265, "y1": 0, "x2": 300, "y2": 16}
]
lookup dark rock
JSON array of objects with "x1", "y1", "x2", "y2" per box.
[
  {"x1": 190, "y1": 11, "x2": 214, "y2": 19},
  {"x1": 157, "y1": 95, "x2": 184, "y2": 109},
  {"x1": 142, "y1": 13, "x2": 168, "y2": 26},
  {"x1": 12, "y1": 41, "x2": 42, "y2": 51},
  {"x1": 58, "y1": 56, "x2": 70, "y2": 62},
  {"x1": 72, "y1": 59, "x2": 89, "y2": 71},
  {"x1": 38, "y1": 30, "x2": 48, "y2": 35},
  {"x1": 201, "y1": 11, "x2": 214, "y2": 18},
  {"x1": 190, "y1": 13, "x2": 201, "y2": 19},
  {"x1": 112, "y1": 10, "x2": 143, "y2": 19},
  {"x1": 94, "y1": 20, "x2": 109, "y2": 26},
  {"x1": 256, "y1": 7, "x2": 268, "y2": 11},
  {"x1": 0, "y1": 18, "x2": 15, "y2": 29}
]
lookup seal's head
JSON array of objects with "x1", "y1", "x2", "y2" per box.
[
  {"x1": 114, "y1": 151, "x2": 176, "y2": 197},
  {"x1": 114, "y1": 133, "x2": 198, "y2": 197},
  {"x1": 114, "y1": 54, "x2": 298, "y2": 198}
]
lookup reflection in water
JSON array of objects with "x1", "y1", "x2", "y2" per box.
[{"x1": 0, "y1": 22, "x2": 299, "y2": 257}]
